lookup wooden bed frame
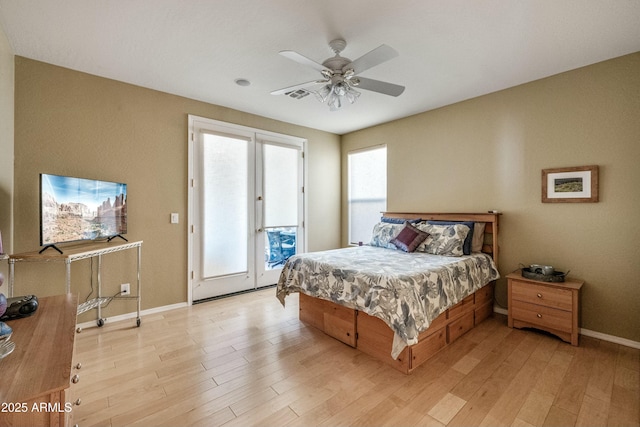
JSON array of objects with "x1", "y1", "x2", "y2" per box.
[{"x1": 298, "y1": 212, "x2": 501, "y2": 374}]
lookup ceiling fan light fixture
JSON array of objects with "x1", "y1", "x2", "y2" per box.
[
  {"x1": 334, "y1": 82, "x2": 347, "y2": 97},
  {"x1": 274, "y1": 38, "x2": 404, "y2": 111},
  {"x1": 317, "y1": 81, "x2": 360, "y2": 111},
  {"x1": 328, "y1": 93, "x2": 341, "y2": 111},
  {"x1": 315, "y1": 84, "x2": 333, "y2": 103},
  {"x1": 344, "y1": 85, "x2": 361, "y2": 104},
  {"x1": 314, "y1": 81, "x2": 360, "y2": 111}
]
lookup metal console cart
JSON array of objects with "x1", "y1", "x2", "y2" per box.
[{"x1": 8, "y1": 240, "x2": 142, "y2": 327}]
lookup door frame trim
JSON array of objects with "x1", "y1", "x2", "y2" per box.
[{"x1": 187, "y1": 115, "x2": 307, "y2": 304}]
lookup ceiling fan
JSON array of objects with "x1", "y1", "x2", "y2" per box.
[{"x1": 271, "y1": 38, "x2": 405, "y2": 111}]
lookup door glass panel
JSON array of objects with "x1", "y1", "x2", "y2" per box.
[
  {"x1": 263, "y1": 144, "x2": 299, "y2": 227},
  {"x1": 201, "y1": 133, "x2": 248, "y2": 278},
  {"x1": 262, "y1": 143, "x2": 299, "y2": 270}
]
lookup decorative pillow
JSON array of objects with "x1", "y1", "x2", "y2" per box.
[
  {"x1": 390, "y1": 222, "x2": 429, "y2": 253},
  {"x1": 427, "y1": 220, "x2": 475, "y2": 255},
  {"x1": 381, "y1": 217, "x2": 422, "y2": 224},
  {"x1": 414, "y1": 223, "x2": 471, "y2": 257},
  {"x1": 471, "y1": 222, "x2": 486, "y2": 252},
  {"x1": 369, "y1": 222, "x2": 404, "y2": 249}
]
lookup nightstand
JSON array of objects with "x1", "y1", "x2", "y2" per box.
[{"x1": 507, "y1": 271, "x2": 584, "y2": 346}]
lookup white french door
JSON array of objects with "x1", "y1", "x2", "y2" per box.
[{"x1": 189, "y1": 116, "x2": 305, "y2": 302}]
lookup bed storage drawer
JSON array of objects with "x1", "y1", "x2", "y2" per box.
[
  {"x1": 299, "y1": 292, "x2": 326, "y2": 331},
  {"x1": 356, "y1": 312, "x2": 410, "y2": 373},
  {"x1": 447, "y1": 310, "x2": 474, "y2": 343},
  {"x1": 410, "y1": 327, "x2": 446, "y2": 369},
  {"x1": 422, "y1": 310, "x2": 448, "y2": 337},
  {"x1": 324, "y1": 303, "x2": 357, "y2": 347},
  {"x1": 475, "y1": 282, "x2": 495, "y2": 306},
  {"x1": 448, "y1": 294, "x2": 475, "y2": 319},
  {"x1": 299, "y1": 293, "x2": 356, "y2": 347},
  {"x1": 475, "y1": 300, "x2": 493, "y2": 324}
]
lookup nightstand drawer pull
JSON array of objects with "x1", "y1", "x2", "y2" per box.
[
  {"x1": 72, "y1": 374, "x2": 80, "y2": 384},
  {"x1": 537, "y1": 313, "x2": 542, "y2": 318},
  {"x1": 537, "y1": 293, "x2": 543, "y2": 298}
]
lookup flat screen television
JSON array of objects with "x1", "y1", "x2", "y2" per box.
[{"x1": 39, "y1": 173, "x2": 127, "y2": 253}]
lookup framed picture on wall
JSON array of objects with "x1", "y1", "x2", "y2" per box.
[{"x1": 542, "y1": 165, "x2": 599, "y2": 203}]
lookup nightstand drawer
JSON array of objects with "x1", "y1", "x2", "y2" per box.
[
  {"x1": 511, "y1": 280, "x2": 573, "y2": 311},
  {"x1": 512, "y1": 301, "x2": 573, "y2": 332}
]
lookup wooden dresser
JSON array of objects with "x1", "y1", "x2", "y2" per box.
[
  {"x1": 0, "y1": 294, "x2": 80, "y2": 427},
  {"x1": 507, "y1": 271, "x2": 583, "y2": 346}
]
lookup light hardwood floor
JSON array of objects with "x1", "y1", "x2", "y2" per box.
[{"x1": 71, "y1": 288, "x2": 639, "y2": 427}]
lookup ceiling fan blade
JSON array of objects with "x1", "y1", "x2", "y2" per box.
[
  {"x1": 348, "y1": 44, "x2": 399, "y2": 75},
  {"x1": 279, "y1": 50, "x2": 328, "y2": 73},
  {"x1": 270, "y1": 80, "x2": 327, "y2": 95},
  {"x1": 355, "y1": 77, "x2": 405, "y2": 97}
]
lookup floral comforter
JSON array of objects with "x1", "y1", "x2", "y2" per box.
[{"x1": 276, "y1": 245, "x2": 500, "y2": 358}]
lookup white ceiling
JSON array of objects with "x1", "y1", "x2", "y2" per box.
[{"x1": 1, "y1": 1, "x2": 639, "y2": 135}]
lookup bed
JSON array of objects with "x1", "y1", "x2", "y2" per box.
[{"x1": 276, "y1": 212, "x2": 501, "y2": 374}]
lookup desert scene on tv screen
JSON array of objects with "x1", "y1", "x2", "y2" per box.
[{"x1": 41, "y1": 175, "x2": 127, "y2": 245}]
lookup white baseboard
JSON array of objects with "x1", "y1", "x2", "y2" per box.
[
  {"x1": 76, "y1": 302, "x2": 189, "y2": 330},
  {"x1": 494, "y1": 306, "x2": 508, "y2": 316},
  {"x1": 579, "y1": 328, "x2": 640, "y2": 349},
  {"x1": 492, "y1": 306, "x2": 640, "y2": 350}
]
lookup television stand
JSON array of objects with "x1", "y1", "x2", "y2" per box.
[
  {"x1": 107, "y1": 234, "x2": 128, "y2": 242},
  {"x1": 8, "y1": 240, "x2": 143, "y2": 328},
  {"x1": 38, "y1": 244, "x2": 64, "y2": 254}
]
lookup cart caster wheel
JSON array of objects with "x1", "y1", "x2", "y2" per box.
[
  {"x1": 97, "y1": 318, "x2": 105, "y2": 327},
  {"x1": 136, "y1": 318, "x2": 141, "y2": 327}
]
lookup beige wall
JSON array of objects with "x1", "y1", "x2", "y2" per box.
[
  {"x1": 342, "y1": 52, "x2": 640, "y2": 343},
  {"x1": 0, "y1": 25, "x2": 14, "y2": 293},
  {"x1": 7, "y1": 50, "x2": 639, "y2": 342},
  {"x1": 12, "y1": 57, "x2": 341, "y2": 322}
]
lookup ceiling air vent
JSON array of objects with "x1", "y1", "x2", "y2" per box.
[{"x1": 285, "y1": 89, "x2": 311, "y2": 99}]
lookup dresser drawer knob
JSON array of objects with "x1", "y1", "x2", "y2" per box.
[
  {"x1": 75, "y1": 362, "x2": 82, "y2": 370},
  {"x1": 537, "y1": 313, "x2": 542, "y2": 318},
  {"x1": 537, "y1": 293, "x2": 543, "y2": 298},
  {"x1": 74, "y1": 398, "x2": 82, "y2": 406},
  {"x1": 72, "y1": 374, "x2": 80, "y2": 384}
]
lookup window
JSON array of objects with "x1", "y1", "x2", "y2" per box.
[{"x1": 348, "y1": 145, "x2": 387, "y2": 245}]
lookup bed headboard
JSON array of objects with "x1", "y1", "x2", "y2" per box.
[{"x1": 381, "y1": 212, "x2": 500, "y2": 267}]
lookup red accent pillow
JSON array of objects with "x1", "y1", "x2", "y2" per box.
[{"x1": 391, "y1": 221, "x2": 429, "y2": 252}]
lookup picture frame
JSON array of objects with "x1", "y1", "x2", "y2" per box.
[{"x1": 542, "y1": 165, "x2": 599, "y2": 203}]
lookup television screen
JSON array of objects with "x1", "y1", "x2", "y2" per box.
[{"x1": 40, "y1": 174, "x2": 127, "y2": 247}]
